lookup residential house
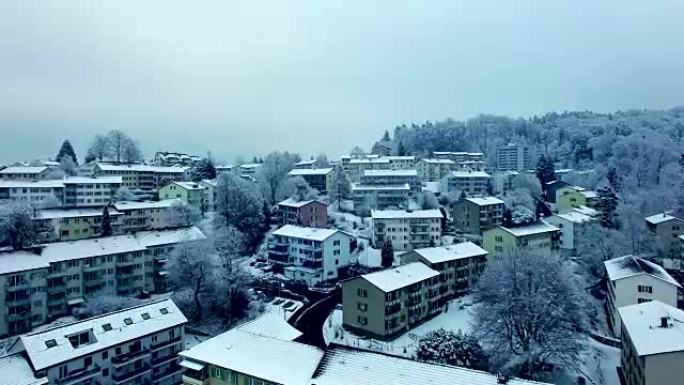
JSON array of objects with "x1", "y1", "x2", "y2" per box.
[
  {"x1": 417, "y1": 158, "x2": 457, "y2": 182},
  {"x1": 645, "y1": 213, "x2": 684, "y2": 264},
  {"x1": 267, "y1": 225, "x2": 353, "y2": 287},
  {"x1": 351, "y1": 183, "x2": 410, "y2": 215},
  {"x1": 347, "y1": 158, "x2": 391, "y2": 182},
  {"x1": 0, "y1": 166, "x2": 51, "y2": 180},
  {"x1": 287, "y1": 168, "x2": 333, "y2": 194},
  {"x1": 496, "y1": 144, "x2": 535, "y2": 171},
  {"x1": 371, "y1": 209, "x2": 443, "y2": 251},
  {"x1": 277, "y1": 198, "x2": 327, "y2": 228},
  {"x1": 342, "y1": 262, "x2": 440, "y2": 340},
  {"x1": 555, "y1": 185, "x2": 597, "y2": 211},
  {"x1": 198, "y1": 179, "x2": 218, "y2": 211},
  {"x1": 159, "y1": 181, "x2": 207, "y2": 211},
  {"x1": 402, "y1": 242, "x2": 488, "y2": 300},
  {"x1": 491, "y1": 170, "x2": 518, "y2": 195},
  {"x1": 384, "y1": 156, "x2": 417, "y2": 170},
  {"x1": 605, "y1": 255, "x2": 680, "y2": 337},
  {"x1": 293, "y1": 159, "x2": 316, "y2": 169},
  {"x1": 482, "y1": 222, "x2": 560, "y2": 257},
  {"x1": 153, "y1": 151, "x2": 201, "y2": 167},
  {"x1": 360, "y1": 169, "x2": 421, "y2": 193},
  {"x1": 452, "y1": 196, "x2": 505, "y2": 235},
  {"x1": 442, "y1": 170, "x2": 491, "y2": 196},
  {"x1": 113, "y1": 199, "x2": 185, "y2": 233},
  {"x1": 545, "y1": 210, "x2": 596, "y2": 252},
  {"x1": 619, "y1": 301, "x2": 684, "y2": 385}
]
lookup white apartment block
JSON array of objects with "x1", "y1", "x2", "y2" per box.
[
  {"x1": 604, "y1": 255, "x2": 680, "y2": 337},
  {"x1": 154, "y1": 151, "x2": 201, "y2": 167},
  {"x1": 113, "y1": 199, "x2": 184, "y2": 233},
  {"x1": 384, "y1": 156, "x2": 417, "y2": 170},
  {"x1": 33, "y1": 207, "x2": 124, "y2": 242},
  {"x1": 62, "y1": 176, "x2": 123, "y2": 207},
  {"x1": 442, "y1": 170, "x2": 491, "y2": 196},
  {"x1": 496, "y1": 144, "x2": 535, "y2": 171},
  {"x1": 416, "y1": 158, "x2": 457, "y2": 182},
  {"x1": 9, "y1": 299, "x2": 187, "y2": 385},
  {"x1": 619, "y1": 301, "x2": 684, "y2": 385},
  {"x1": 0, "y1": 176, "x2": 122, "y2": 208},
  {"x1": 0, "y1": 180, "x2": 65, "y2": 207},
  {"x1": 94, "y1": 163, "x2": 190, "y2": 193},
  {"x1": 544, "y1": 210, "x2": 596, "y2": 251},
  {"x1": 360, "y1": 169, "x2": 421, "y2": 193},
  {"x1": 351, "y1": 183, "x2": 410, "y2": 215},
  {"x1": 267, "y1": 225, "x2": 353, "y2": 287},
  {"x1": 347, "y1": 158, "x2": 391, "y2": 182},
  {"x1": 371, "y1": 209, "x2": 443, "y2": 251},
  {"x1": 0, "y1": 166, "x2": 51, "y2": 180},
  {"x1": 0, "y1": 227, "x2": 204, "y2": 337},
  {"x1": 198, "y1": 179, "x2": 218, "y2": 210}
]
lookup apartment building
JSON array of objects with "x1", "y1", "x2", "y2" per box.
[
  {"x1": 360, "y1": 169, "x2": 421, "y2": 193},
  {"x1": 482, "y1": 222, "x2": 560, "y2": 257},
  {"x1": 402, "y1": 242, "x2": 488, "y2": 301},
  {"x1": 238, "y1": 163, "x2": 261, "y2": 180},
  {"x1": 267, "y1": 225, "x2": 353, "y2": 286},
  {"x1": 347, "y1": 158, "x2": 391, "y2": 182},
  {"x1": 287, "y1": 168, "x2": 333, "y2": 194},
  {"x1": 113, "y1": 199, "x2": 184, "y2": 232},
  {"x1": 159, "y1": 181, "x2": 207, "y2": 211},
  {"x1": 416, "y1": 158, "x2": 457, "y2": 182},
  {"x1": 0, "y1": 166, "x2": 51, "y2": 180},
  {"x1": 198, "y1": 179, "x2": 218, "y2": 210},
  {"x1": 293, "y1": 159, "x2": 316, "y2": 169},
  {"x1": 0, "y1": 180, "x2": 65, "y2": 207},
  {"x1": 491, "y1": 170, "x2": 518, "y2": 195},
  {"x1": 277, "y1": 198, "x2": 327, "y2": 228},
  {"x1": 452, "y1": 196, "x2": 505, "y2": 235},
  {"x1": 555, "y1": 185, "x2": 597, "y2": 211},
  {"x1": 0, "y1": 177, "x2": 122, "y2": 208},
  {"x1": 545, "y1": 210, "x2": 596, "y2": 251},
  {"x1": 371, "y1": 209, "x2": 442, "y2": 251},
  {"x1": 10, "y1": 299, "x2": 187, "y2": 385},
  {"x1": 94, "y1": 163, "x2": 190, "y2": 192},
  {"x1": 33, "y1": 207, "x2": 123, "y2": 242},
  {"x1": 496, "y1": 144, "x2": 535, "y2": 171},
  {"x1": 432, "y1": 151, "x2": 485, "y2": 163},
  {"x1": 442, "y1": 170, "x2": 491, "y2": 196},
  {"x1": 62, "y1": 176, "x2": 122, "y2": 207},
  {"x1": 154, "y1": 151, "x2": 201, "y2": 167},
  {"x1": 605, "y1": 255, "x2": 680, "y2": 337},
  {"x1": 645, "y1": 213, "x2": 684, "y2": 263},
  {"x1": 619, "y1": 301, "x2": 684, "y2": 385},
  {"x1": 0, "y1": 227, "x2": 205, "y2": 336},
  {"x1": 342, "y1": 262, "x2": 440, "y2": 339},
  {"x1": 384, "y1": 155, "x2": 416, "y2": 170},
  {"x1": 351, "y1": 183, "x2": 410, "y2": 215}
]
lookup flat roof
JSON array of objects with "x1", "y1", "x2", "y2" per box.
[
  {"x1": 234, "y1": 312, "x2": 302, "y2": 341},
  {"x1": 619, "y1": 301, "x2": 684, "y2": 356},
  {"x1": 551, "y1": 211, "x2": 594, "y2": 223},
  {"x1": 420, "y1": 158, "x2": 455, "y2": 164},
  {"x1": 0, "y1": 166, "x2": 48, "y2": 174},
  {"x1": 371, "y1": 209, "x2": 442, "y2": 220},
  {"x1": 277, "y1": 198, "x2": 325, "y2": 208},
  {"x1": 62, "y1": 176, "x2": 122, "y2": 184},
  {"x1": 272, "y1": 225, "x2": 343, "y2": 241},
  {"x1": 362, "y1": 169, "x2": 418, "y2": 177},
  {"x1": 0, "y1": 250, "x2": 51, "y2": 275},
  {"x1": 361, "y1": 262, "x2": 439, "y2": 292},
  {"x1": 351, "y1": 183, "x2": 410, "y2": 191},
  {"x1": 171, "y1": 181, "x2": 205, "y2": 190},
  {"x1": 288, "y1": 168, "x2": 333, "y2": 176},
  {"x1": 113, "y1": 199, "x2": 182, "y2": 210},
  {"x1": 0, "y1": 180, "x2": 65, "y2": 188},
  {"x1": 135, "y1": 226, "x2": 206, "y2": 247},
  {"x1": 498, "y1": 222, "x2": 559, "y2": 237},
  {"x1": 34, "y1": 207, "x2": 123, "y2": 220},
  {"x1": 464, "y1": 196, "x2": 504, "y2": 206},
  {"x1": 645, "y1": 213, "x2": 681, "y2": 225},
  {"x1": 448, "y1": 170, "x2": 491, "y2": 178},
  {"x1": 96, "y1": 163, "x2": 189, "y2": 173},
  {"x1": 604, "y1": 255, "x2": 680, "y2": 287},
  {"x1": 412, "y1": 242, "x2": 488, "y2": 264}
]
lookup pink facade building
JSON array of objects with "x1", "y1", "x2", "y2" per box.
[{"x1": 277, "y1": 198, "x2": 328, "y2": 228}]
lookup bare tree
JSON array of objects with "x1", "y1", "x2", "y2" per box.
[
  {"x1": 167, "y1": 240, "x2": 216, "y2": 321},
  {"x1": 87, "y1": 134, "x2": 109, "y2": 162},
  {"x1": 106, "y1": 130, "x2": 129, "y2": 164},
  {"x1": 169, "y1": 201, "x2": 201, "y2": 227},
  {"x1": 120, "y1": 138, "x2": 143, "y2": 165},
  {"x1": 0, "y1": 201, "x2": 37, "y2": 250},
  {"x1": 255, "y1": 151, "x2": 300, "y2": 203}
]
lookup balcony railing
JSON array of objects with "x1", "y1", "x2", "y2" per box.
[
  {"x1": 112, "y1": 363, "x2": 151, "y2": 384},
  {"x1": 150, "y1": 336, "x2": 182, "y2": 352},
  {"x1": 153, "y1": 363, "x2": 183, "y2": 381},
  {"x1": 112, "y1": 348, "x2": 150, "y2": 367},
  {"x1": 56, "y1": 365, "x2": 101, "y2": 385}
]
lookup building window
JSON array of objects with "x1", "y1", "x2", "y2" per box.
[
  {"x1": 357, "y1": 316, "x2": 368, "y2": 325},
  {"x1": 637, "y1": 298, "x2": 652, "y2": 304},
  {"x1": 637, "y1": 285, "x2": 653, "y2": 294},
  {"x1": 357, "y1": 302, "x2": 368, "y2": 311},
  {"x1": 357, "y1": 288, "x2": 368, "y2": 298}
]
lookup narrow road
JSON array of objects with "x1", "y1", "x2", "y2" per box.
[{"x1": 290, "y1": 291, "x2": 340, "y2": 349}]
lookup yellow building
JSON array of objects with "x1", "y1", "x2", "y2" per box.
[
  {"x1": 159, "y1": 181, "x2": 207, "y2": 211},
  {"x1": 555, "y1": 185, "x2": 597, "y2": 211},
  {"x1": 483, "y1": 222, "x2": 560, "y2": 257}
]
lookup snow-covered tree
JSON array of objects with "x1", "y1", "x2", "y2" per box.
[
  {"x1": 595, "y1": 186, "x2": 618, "y2": 229},
  {"x1": 58, "y1": 156, "x2": 77, "y2": 176},
  {"x1": 167, "y1": 240, "x2": 217, "y2": 321},
  {"x1": 329, "y1": 165, "x2": 351, "y2": 209},
  {"x1": 255, "y1": 151, "x2": 300, "y2": 203},
  {"x1": 314, "y1": 153, "x2": 330, "y2": 168},
  {"x1": 607, "y1": 167, "x2": 623, "y2": 195},
  {"x1": 169, "y1": 201, "x2": 201, "y2": 227},
  {"x1": 191, "y1": 157, "x2": 217, "y2": 181},
  {"x1": 276, "y1": 176, "x2": 318, "y2": 202},
  {"x1": 112, "y1": 186, "x2": 137, "y2": 201},
  {"x1": 87, "y1": 134, "x2": 109, "y2": 162},
  {"x1": 349, "y1": 146, "x2": 365, "y2": 158},
  {"x1": 417, "y1": 192, "x2": 439, "y2": 210},
  {"x1": 381, "y1": 239, "x2": 394, "y2": 267},
  {"x1": 214, "y1": 172, "x2": 266, "y2": 251},
  {"x1": 56, "y1": 140, "x2": 78, "y2": 165},
  {"x1": 575, "y1": 223, "x2": 629, "y2": 278},
  {"x1": 214, "y1": 224, "x2": 246, "y2": 276},
  {"x1": 74, "y1": 291, "x2": 144, "y2": 319},
  {"x1": 474, "y1": 250, "x2": 587, "y2": 379},
  {"x1": 0, "y1": 201, "x2": 37, "y2": 250},
  {"x1": 101, "y1": 205, "x2": 113, "y2": 236},
  {"x1": 535, "y1": 154, "x2": 556, "y2": 197},
  {"x1": 105, "y1": 130, "x2": 141, "y2": 164},
  {"x1": 120, "y1": 137, "x2": 143, "y2": 165},
  {"x1": 415, "y1": 329, "x2": 490, "y2": 371},
  {"x1": 36, "y1": 195, "x2": 63, "y2": 209}
]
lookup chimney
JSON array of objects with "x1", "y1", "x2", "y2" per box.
[{"x1": 661, "y1": 317, "x2": 669, "y2": 328}]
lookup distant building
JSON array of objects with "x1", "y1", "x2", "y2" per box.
[
  {"x1": 62, "y1": 176, "x2": 122, "y2": 207},
  {"x1": 416, "y1": 158, "x2": 457, "y2": 182},
  {"x1": 432, "y1": 151, "x2": 485, "y2": 163},
  {"x1": 267, "y1": 225, "x2": 353, "y2": 286},
  {"x1": 0, "y1": 180, "x2": 65, "y2": 207},
  {"x1": 347, "y1": 158, "x2": 391, "y2": 182},
  {"x1": 482, "y1": 222, "x2": 560, "y2": 257},
  {"x1": 645, "y1": 213, "x2": 684, "y2": 263},
  {"x1": 605, "y1": 255, "x2": 680, "y2": 337},
  {"x1": 619, "y1": 301, "x2": 684, "y2": 385},
  {"x1": 490, "y1": 170, "x2": 518, "y2": 195},
  {"x1": 33, "y1": 207, "x2": 124, "y2": 242},
  {"x1": 442, "y1": 170, "x2": 491, "y2": 196},
  {"x1": 384, "y1": 155, "x2": 417, "y2": 170},
  {"x1": 371, "y1": 209, "x2": 443, "y2": 251},
  {"x1": 555, "y1": 185, "x2": 597, "y2": 211},
  {"x1": 113, "y1": 199, "x2": 185, "y2": 232},
  {"x1": 351, "y1": 183, "x2": 410, "y2": 215},
  {"x1": 153, "y1": 151, "x2": 201, "y2": 167},
  {"x1": 158, "y1": 181, "x2": 207, "y2": 211},
  {"x1": 360, "y1": 169, "x2": 421, "y2": 193},
  {"x1": 496, "y1": 144, "x2": 535, "y2": 171},
  {"x1": 545, "y1": 210, "x2": 596, "y2": 251},
  {"x1": 452, "y1": 196, "x2": 505, "y2": 235},
  {"x1": 287, "y1": 168, "x2": 333, "y2": 194},
  {"x1": 342, "y1": 262, "x2": 440, "y2": 339},
  {"x1": 0, "y1": 166, "x2": 51, "y2": 181},
  {"x1": 277, "y1": 198, "x2": 327, "y2": 228},
  {"x1": 0, "y1": 176, "x2": 122, "y2": 208},
  {"x1": 544, "y1": 180, "x2": 571, "y2": 203},
  {"x1": 238, "y1": 163, "x2": 261, "y2": 179},
  {"x1": 293, "y1": 159, "x2": 316, "y2": 169},
  {"x1": 94, "y1": 163, "x2": 190, "y2": 193},
  {"x1": 402, "y1": 242, "x2": 488, "y2": 300},
  {"x1": 198, "y1": 179, "x2": 218, "y2": 210}
]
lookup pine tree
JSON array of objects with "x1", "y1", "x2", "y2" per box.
[
  {"x1": 596, "y1": 186, "x2": 618, "y2": 229},
  {"x1": 381, "y1": 239, "x2": 394, "y2": 268},
  {"x1": 397, "y1": 141, "x2": 407, "y2": 156},
  {"x1": 101, "y1": 205, "x2": 113, "y2": 236},
  {"x1": 56, "y1": 140, "x2": 78, "y2": 165},
  {"x1": 607, "y1": 167, "x2": 623, "y2": 194},
  {"x1": 535, "y1": 154, "x2": 555, "y2": 197}
]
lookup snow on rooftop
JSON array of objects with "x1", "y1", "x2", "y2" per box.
[
  {"x1": 200, "y1": 179, "x2": 218, "y2": 187},
  {"x1": 604, "y1": 255, "x2": 680, "y2": 287},
  {"x1": 310, "y1": 345, "x2": 551, "y2": 385},
  {"x1": 464, "y1": 196, "x2": 504, "y2": 206},
  {"x1": 371, "y1": 209, "x2": 442, "y2": 220},
  {"x1": 0, "y1": 166, "x2": 48, "y2": 174},
  {"x1": 0, "y1": 250, "x2": 50, "y2": 275},
  {"x1": 413, "y1": 242, "x2": 488, "y2": 264},
  {"x1": 552, "y1": 211, "x2": 594, "y2": 223},
  {"x1": 421, "y1": 158, "x2": 455, "y2": 164},
  {"x1": 239, "y1": 163, "x2": 262, "y2": 169},
  {"x1": 272, "y1": 225, "x2": 343, "y2": 241},
  {"x1": 362, "y1": 169, "x2": 418, "y2": 177},
  {"x1": 351, "y1": 183, "x2": 410, "y2": 191},
  {"x1": 645, "y1": 213, "x2": 681, "y2": 225},
  {"x1": 383, "y1": 156, "x2": 415, "y2": 160},
  {"x1": 499, "y1": 221, "x2": 559, "y2": 237},
  {"x1": 581, "y1": 190, "x2": 597, "y2": 198},
  {"x1": 171, "y1": 181, "x2": 205, "y2": 190},
  {"x1": 619, "y1": 301, "x2": 684, "y2": 356},
  {"x1": 21, "y1": 299, "x2": 187, "y2": 371},
  {"x1": 34, "y1": 207, "x2": 123, "y2": 220},
  {"x1": 0, "y1": 180, "x2": 65, "y2": 188},
  {"x1": 0, "y1": 354, "x2": 48, "y2": 385},
  {"x1": 180, "y1": 329, "x2": 323, "y2": 385},
  {"x1": 361, "y1": 262, "x2": 439, "y2": 292},
  {"x1": 278, "y1": 198, "x2": 324, "y2": 208},
  {"x1": 571, "y1": 206, "x2": 599, "y2": 217},
  {"x1": 448, "y1": 170, "x2": 491, "y2": 178},
  {"x1": 235, "y1": 312, "x2": 303, "y2": 341},
  {"x1": 62, "y1": 176, "x2": 122, "y2": 184},
  {"x1": 96, "y1": 163, "x2": 189, "y2": 173},
  {"x1": 40, "y1": 234, "x2": 145, "y2": 263},
  {"x1": 349, "y1": 158, "x2": 390, "y2": 164},
  {"x1": 288, "y1": 168, "x2": 333, "y2": 176},
  {"x1": 113, "y1": 199, "x2": 182, "y2": 210},
  {"x1": 135, "y1": 226, "x2": 206, "y2": 247}
]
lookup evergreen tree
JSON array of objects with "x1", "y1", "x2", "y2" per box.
[
  {"x1": 596, "y1": 186, "x2": 618, "y2": 229},
  {"x1": 535, "y1": 154, "x2": 555, "y2": 197},
  {"x1": 382, "y1": 130, "x2": 390, "y2": 142},
  {"x1": 397, "y1": 141, "x2": 407, "y2": 156},
  {"x1": 381, "y1": 239, "x2": 394, "y2": 268},
  {"x1": 607, "y1": 167, "x2": 623, "y2": 194},
  {"x1": 101, "y1": 205, "x2": 113, "y2": 236},
  {"x1": 56, "y1": 140, "x2": 78, "y2": 165},
  {"x1": 191, "y1": 158, "x2": 217, "y2": 181}
]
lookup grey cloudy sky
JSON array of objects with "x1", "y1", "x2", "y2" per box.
[{"x1": 1, "y1": 0, "x2": 683, "y2": 164}]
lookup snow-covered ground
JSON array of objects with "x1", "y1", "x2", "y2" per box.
[{"x1": 323, "y1": 295, "x2": 476, "y2": 358}]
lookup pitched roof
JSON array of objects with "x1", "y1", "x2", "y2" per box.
[
  {"x1": 135, "y1": 226, "x2": 206, "y2": 247},
  {"x1": 278, "y1": 198, "x2": 325, "y2": 208},
  {"x1": 234, "y1": 312, "x2": 302, "y2": 341},
  {"x1": 464, "y1": 196, "x2": 504, "y2": 206},
  {"x1": 112, "y1": 199, "x2": 182, "y2": 211},
  {"x1": 310, "y1": 345, "x2": 551, "y2": 385},
  {"x1": 412, "y1": 242, "x2": 487, "y2": 264},
  {"x1": 0, "y1": 166, "x2": 48, "y2": 174},
  {"x1": 0, "y1": 354, "x2": 48, "y2": 385},
  {"x1": 272, "y1": 225, "x2": 345, "y2": 242},
  {"x1": 371, "y1": 209, "x2": 442, "y2": 220},
  {"x1": 645, "y1": 213, "x2": 682, "y2": 225},
  {"x1": 498, "y1": 222, "x2": 559, "y2": 237},
  {"x1": 288, "y1": 168, "x2": 333, "y2": 176},
  {"x1": 21, "y1": 299, "x2": 187, "y2": 371},
  {"x1": 361, "y1": 262, "x2": 439, "y2": 292},
  {"x1": 170, "y1": 181, "x2": 205, "y2": 190},
  {"x1": 180, "y1": 329, "x2": 323, "y2": 385},
  {"x1": 34, "y1": 207, "x2": 123, "y2": 220},
  {"x1": 0, "y1": 250, "x2": 50, "y2": 275},
  {"x1": 362, "y1": 169, "x2": 418, "y2": 177},
  {"x1": 604, "y1": 255, "x2": 680, "y2": 287},
  {"x1": 551, "y1": 211, "x2": 594, "y2": 224},
  {"x1": 40, "y1": 234, "x2": 145, "y2": 263},
  {"x1": 619, "y1": 301, "x2": 684, "y2": 356}
]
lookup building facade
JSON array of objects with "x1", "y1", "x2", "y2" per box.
[
  {"x1": 482, "y1": 222, "x2": 560, "y2": 258},
  {"x1": 371, "y1": 209, "x2": 442, "y2": 251},
  {"x1": 360, "y1": 169, "x2": 421, "y2": 193},
  {"x1": 113, "y1": 199, "x2": 185, "y2": 233},
  {"x1": 154, "y1": 151, "x2": 201, "y2": 167},
  {"x1": 0, "y1": 180, "x2": 65, "y2": 207},
  {"x1": 159, "y1": 181, "x2": 207, "y2": 211},
  {"x1": 287, "y1": 168, "x2": 333, "y2": 194},
  {"x1": 0, "y1": 166, "x2": 51, "y2": 180},
  {"x1": 277, "y1": 198, "x2": 327, "y2": 228},
  {"x1": 452, "y1": 196, "x2": 505, "y2": 235},
  {"x1": 62, "y1": 176, "x2": 122, "y2": 207},
  {"x1": 347, "y1": 158, "x2": 391, "y2": 182},
  {"x1": 94, "y1": 163, "x2": 190, "y2": 193},
  {"x1": 416, "y1": 159, "x2": 457, "y2": 182},
  {"x1": 351, "y1": 183, "x2": 410, "y2": 215},
  {"x1": 645, "y1": 213, "x2": 684, "y2": 263},
  {"x1": 33, "y1": 207, "x2": 124, "y2": 242},
  {"x1": 544, "y1": 210, "x2": 595, "y2": 251},
  {"x1": 496, "y1": 144, "x2": 535, "y2": 171},
  {"x1": 555, "y1": 185, "x2": 597, "y2": 211},
  {"x1": 442, "y1": 171, "x2": 491, "y2": 196}
]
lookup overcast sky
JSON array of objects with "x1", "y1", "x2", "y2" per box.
[{"x1": 1, "y1": 0, "x2": 683, "y2": 164}]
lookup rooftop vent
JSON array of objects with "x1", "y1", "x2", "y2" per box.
[{"x1": 661, "y1": 316, "x2": 669, "y2": 328}]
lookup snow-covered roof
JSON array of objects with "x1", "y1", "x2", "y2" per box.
[
  {"x1": 40, "y1": 234, "x2": 146, "y2": 263},
  {"x1": 0, "y1": 180, "x2": 64, "y2": 188},
  {"x1": 180, "y1": 329, "x2": 323, "y2": 385},
  {"x1": 383, "y1": 156, "x2": 415, "y2": 161},
  {"x1": 432, "y1": 151, "x2": 484, "y2": 157},
  {"x1": 21, "y1": 299, "x2": 187, "y2": 371},
  {"x1": 464, "y1": 196, "x2": 504, "y2": 206},
  {"x1": 551, "y1": 211, "x2": 594, "y2": 224},
  {"x1": 371, "y1": 209, "x2": 442, "y2": 220},
  {"x1": 34, "y1": 207, "x2": 123, "y2": 220},
  {"x1": 113, "y1": 199, "x2": 182, "y2": 211},
  {"x1": 62, "y1": 176, "x2": 122, "y2": 184},
  {"x1": 499, "y1": 222, "x2": 559, "y2": 237},
  {"x1": 619, "y1": 301, "x2": 684, "y2": 356},
  {"x1": 239, "y1": 163, "x2": 262, "y2": 169},
  {"x1": 135, "y1": 226, "x2": 206, "y2": 247},
  {"x1": 448, "y1": 170, "x2": 491, "y2": 178},
  {"x1": 351, "y1": 183, "x2": 410, "y2": 191},
  {"x1": 422, "y1": 181, "x2": 440, "y2": 193},
  {"x1": 170, "y1": 181, "x2": 205, "y2": 190},
  {"x1": 96, "y1": 163, "x2": 189, "y2": 173},
  {"x1": 0, "y1": 354, "x2": 48, "y2": 385},
  {"x1": 200, "y1": 179, "x2": 218, "y2": 187},
  {"x1": 604, "y1": 255, "x2": 680, "y2": 287},
  {"x1": 295, "y1": 159, "x2": 316, "y2": 166},
  {"x1": 278, "y1": 198, "x2": 325, "y2": 208},
  {"x1": 645, "y1": 213, "x2": 681, "y2": 225},
  {"x1": 581, "y1": 190, "x2": 597, "y2": 199},
  {"x1": 310, "y1": 345, "x2": 551, "y2": 385},
  {"x1": 0, "y1": 250, "x2": 50, "y2": 274},
  {"x1": 361, "y1": 262, "x2": 439, "y2": 292},
  {"x1": 235, "y1": 312, "x2": 302, "y2": 341},
  {"x1": 288, "y1": 168, "x2": 333, "y2": 176},
  {"x1": 348, "y1": 158, "x2": 390, "y2": 164},
  {"x1": 272, "y1": 225, "x2": 345, "y2": 241},
  {"x1": 412, "y1": 242, "x2": 487, "y2": 264},
  {"x1": 420, "y1": 158, "x2": 455, "y2": 164},
  {"x1": 571, "y1": 206, "x2": 598, "y2": 217},
  {"x1": 0, "y1": 166, "x2": 48, "y2": 175},
  {"x1": 362, "y1": 169, "x2": 418, "y2": 177}
]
